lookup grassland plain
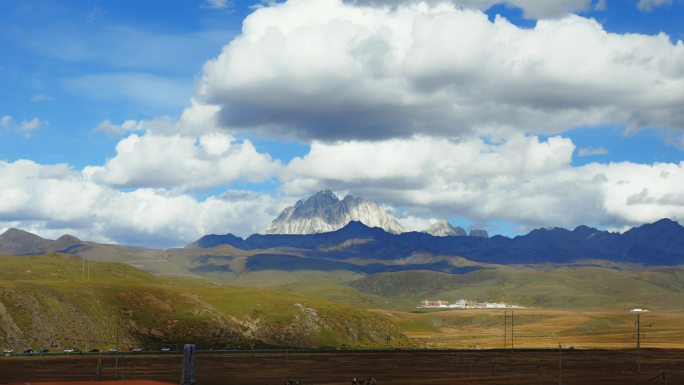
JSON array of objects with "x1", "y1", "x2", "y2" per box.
[
  {"x1": 376, "y1": 308, "x2": 684, "y2": 349},
  {"x1": 4, "y1": 253, "x2": 684, "y2": 351},
  {"x1": 0, "y1": 254, "x2": 407, "y2": 351}
]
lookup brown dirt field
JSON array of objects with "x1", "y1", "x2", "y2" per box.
[
  {"x1": 9, "y1": 380, "x2": 174, "y2": 385},
  {"x1": 1, "y1": 350, "x2": 684, "y2": 385}
]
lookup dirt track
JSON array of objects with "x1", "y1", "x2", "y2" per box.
[{"x1": 1, "y1": 350, "x2": 684, "y2": 385}]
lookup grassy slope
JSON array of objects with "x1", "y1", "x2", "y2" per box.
[
  {"x1": 348, "y1": 266, "x2": 684, "y2": 311},
  {"x1": 0, "y1": 254, "x2": 407, "y2": 351},
  {"x1": 75, "y1": 244, "x2": 366, "y2": 286}
]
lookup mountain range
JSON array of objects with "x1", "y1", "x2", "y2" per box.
[
  {"x1": 4, "y1": 217, "x2": 684, "y2": 271},
  {"x1": 190, "y1": 218, "x2": 684, "y2": 266}
]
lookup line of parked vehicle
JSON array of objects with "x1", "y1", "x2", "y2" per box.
[{"x1": 3, "y1": 347, "x2": 173, "y2": 355}]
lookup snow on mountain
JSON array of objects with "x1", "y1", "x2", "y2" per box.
[
  {"x1": 264, "y1": 190, "x2": 405, "y2": 235},
  {"x1": 426, "y1": 220, "x2": 467, "y2": 237}
]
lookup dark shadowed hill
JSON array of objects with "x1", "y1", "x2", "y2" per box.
[
  {"x1": 187, "y1": 219, "x2": 684, "y2": 266},
  {"x1": 0, "y1": 228, "x2": 82, "y2": 255}
]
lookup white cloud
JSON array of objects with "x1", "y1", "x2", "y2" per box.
[
  {"x1": 577, "y1": 146, "x2": 608, "y2": 157},
  {"x1": 83, "y1": 130, "x2": 281, "y2": 191},
  {"x1": 95, "y1": 119, "x2": 144, "y2": 136},
  {"x1": 194, "y1": 0, "x2": 684, "y2": 142},
  {"x1": 637, "y1": 0, "x2": 672, "y2": 12},
  {"x1": 1, "y1": 115, "x2": 11, "y2": 128},
  {"x1": 0, "y1": 159, "x2": 286, "y2": 246},
  {"x1": 202, "y1": 0, "x2": 231, "y2": 9},
  {"x1": 19, "y1": 118, "x2": 42, "y2": 131},
  {"x1": 31, "y1": 94, "x2": 54, "y2": 102},
  {"x1": 344, "y1": 0, "x2": 594, "y2": 19},
  {"x1": 281, "y1": 135, "x2": 684, "y2": 230}
]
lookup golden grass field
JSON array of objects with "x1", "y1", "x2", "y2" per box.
[{"x1": 377, "y1": 308, "x2": 684, "y2": 349}]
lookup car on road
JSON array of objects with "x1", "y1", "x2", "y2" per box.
[
  {"x1": 3, "y1": 348, "x2": 13, "y2": 354},
  {"x1": 160, "y1": 347, "x2": 171, "y2": 352},
  {"x1": 64, "y1": 348, "x2": 75, "y2": 353},
  {"x1": 108, "y1": 348, "x2": 118, "y2": 353},
  {"x1": 89, "y1": 348, "x2": 100, "y2": 353},
  {"x1": 40, "y1": 349, "x2": 49, "y2": 354},
  {"x1": 131, "y1": 348, "x2": 143, "y2": 353},
  {"x1": 23, "y1": 349, "x2": 34, "y2": 355}
]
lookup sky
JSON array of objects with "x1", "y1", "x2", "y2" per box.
[{"x1": 1, "y1": 0, "x2": 684, "y2": 247}]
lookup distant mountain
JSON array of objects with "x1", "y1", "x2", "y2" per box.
[
  {"x1": 469, "y1": 229, "x2": 489, "y2": 238},
  {"x1": 191, "y1": 218, "x2": 684, "y2": 266},
  {"x1": 0, "y1": 228, "x2": 82, "y2": 255},
  {"x1": 5, "y1": 218, "x2": 684, "y2": 286},
  {"x1": 264, "y1": 190, "x2": 405, "y2": 235},
  {"x1": 426, "y1": 220, "x2": 466, "y2": 237},
  {"x1": 187, "y1": 233, "x2": 246, "y2": 249}
]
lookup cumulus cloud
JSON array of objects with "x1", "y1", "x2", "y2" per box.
[
  {"x1": 344, "y1": 0, "x2": 595, "y2": 19},
  {"x1": 577, "y1": 146, "x2": 608, "y2": 157},
  {"x1": 594, "y1": 0, "x2": 606, "y2": 11},
  {"x1": 83, "y1": 131, "x2": 281, "y2": 190},
  {"x1": 1, "y1": 115, "x2": 11, "y2": 128},
  {"x1": 20, "y1": 118, "x2": 41, "y2": 131},
  {"x1": 194, "y1": 0, "x2": 684, "y2": 142},
  {"x1": 281, "y1": 135, "x2": 684, "y2": 231},
  {"x1": 637, "y1": 0, "x2": 672, "y2": 12},
  {"x1": 94, "y1": 119, "x2": 144, "y2": 136},
  {"x1": 0, "y1": 159, "x2": 286, "y2": 246}
]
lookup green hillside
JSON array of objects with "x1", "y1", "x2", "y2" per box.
[
  {"x1": 348, "y1": 265, "x2": 684, "y2": 311},
  {"x1": 0, "y1": 254, "x2": 407, "y2": 351}
]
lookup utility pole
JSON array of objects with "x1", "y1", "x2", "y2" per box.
[
  {"x1": 504, "y1": 311, "x2": 507, "y2": 350},
  {"x1": 558, "y1": 343, "x2": 562, "y2": 385},
  {"x1": 631, "y1": 309, "x2": 647, "y2": 376},
  {"x1": 511, "y1": 310, "x2": 514, "y2": 352},
  {"x1": 636, "y1": 313, "x2": 642, "y2": 375}
]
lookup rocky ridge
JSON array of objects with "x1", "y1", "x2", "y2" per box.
[
  {"x1": 426, "y1": 220, "x2": 467, "y2": 237},
  {"x1": 265, "y1": 190, "x2": 405, "y2": 235}
]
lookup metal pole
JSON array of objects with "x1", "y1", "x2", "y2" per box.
[
  {"x1": 511, "y1": 310, "x2": 514, "y2": 352},
  {"x1": 558, "y1": 343, "x2": 562, "y2": 385},
  {"x1": 115, "y1": 317, "x2": 119, "y2": 379},
  {"x1": 637, "y1": 313, "x2": 641, "y2": 375},
  {"x1": 504, "y1": 311, "x2": 507, "y2": 350}
]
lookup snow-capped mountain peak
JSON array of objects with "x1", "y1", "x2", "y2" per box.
[
  {"x1": 426, "y1": 220, "x2": 467, "y2": 237},
  {"x1": 264, "y1": 190, "x2": 405, "y2": 235}
]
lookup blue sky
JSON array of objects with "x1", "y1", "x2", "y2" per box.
[{"x1": 1, "y1": 0, "x2": 684, "y2": 246}]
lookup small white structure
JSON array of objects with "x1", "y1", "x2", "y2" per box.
[
  {"x1": 419, "y1": 298, "x2": 527, "y2": 309},
  {"x1": 630, "y1": 308, "x2": 650, "y2": 312},
  {"x1": 451, "y1": 299, "x2": 468, "y2": 308}
]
